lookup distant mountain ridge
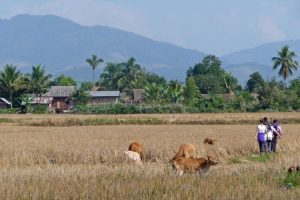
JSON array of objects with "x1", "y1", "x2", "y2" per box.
[
  {"x1": 221, "y1": 40, "x2": 300, "y2": 83},
  {"x1": 0, "y1": 14, "x2": 205, "y2": 81},
  {"x1": 0, "y1": 14, "x2": 299, "y2": 84}
]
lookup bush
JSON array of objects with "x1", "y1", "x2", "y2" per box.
[
  {"x1": 72, "y1": 104, "x2": 189, "y2": 114},
  {"x1": 0, "y1": 108, "x2": 18, "y2": 114},
  {"x1": 31, "y1": 105, "x2": 49, "y2": 114}
]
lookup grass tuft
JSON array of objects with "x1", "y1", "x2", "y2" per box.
[
  {"x1": 246, "y1": 153, "x2": 275, "y2": 163},
  {"x1": 278, "y1": 171, "x2": 300, "y2": 189},
  {"x1": 0, "y1": 118, "x2": 12, "y2": 123}
]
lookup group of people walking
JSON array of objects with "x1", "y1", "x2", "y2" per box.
[{"x1": 256, "y1": 117, "x2": 283, "y2": 154}]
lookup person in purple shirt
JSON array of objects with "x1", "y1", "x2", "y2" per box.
[{"x1": 256, "y1": 119, "x2": 267, "y2": 154}]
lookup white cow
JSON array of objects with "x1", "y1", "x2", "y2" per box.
[{"x1": 124, "y1": 150, "x2": 142, "y2": 165}]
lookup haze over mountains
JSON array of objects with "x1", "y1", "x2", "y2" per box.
[{"x1": 0, "y1": 14, "x2": 299, "y2": 84}]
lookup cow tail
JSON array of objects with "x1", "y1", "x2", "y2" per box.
[{"x1": 140, "y1": 152, "x2": 144, "y2": 161}]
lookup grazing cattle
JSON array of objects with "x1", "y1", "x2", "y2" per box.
[
  {"x1": 128, "y1": 142, "x2": 144, "y2": 161},
  {"x1": 203, "y1": 138, "x2": 217, "y2": 145},
  {"x1": 172, "y1": 156, "x2": 219, "y2": 176},
  {"x1": 124, "y1": 150, "x2": 142, "y2": 165},
  {"x1": 172, "y1": 143, "x2": 196, "y2": 160},
  {"x1": 297, "y1": 165, "x2": 300, "y2": 172}
]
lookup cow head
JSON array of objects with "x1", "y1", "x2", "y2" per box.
[{"x1": 205, "y1": 155, "x2": 219, "y2": 166}]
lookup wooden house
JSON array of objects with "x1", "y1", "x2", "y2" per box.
[
  {"x1": 43, "y1": 86, "x2": 75, "y2": 113},
  {"x1": 0, "y1": 98, "x2": 11, "y2": 108}
]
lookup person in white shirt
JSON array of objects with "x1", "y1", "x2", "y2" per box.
[{"x1": 256, "y1": 119, "x2": 267, "y2": 154}]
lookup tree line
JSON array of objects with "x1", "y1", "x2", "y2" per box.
[{"x1": 0, "y1": 45, "x2": 299, "y2": 112}]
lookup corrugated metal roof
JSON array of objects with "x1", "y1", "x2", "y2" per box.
[
  {"x1": 86, "y1": 91, "x2": 120, "y2": 97},
  {"x1": 43, "y1": 86, "x2": 75, "y2": 97},
  {"x1": 0, "y1": 98, "x2": 12, "y2": 105},
  {"x1": 30, "y1": 97, "x2": 53, "y2": 104}
]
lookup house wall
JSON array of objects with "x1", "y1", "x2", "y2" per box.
[
  {"x1": 51, "y1": 97, "x2": 70, "y2": 111},
  {"x1": 0, "y1": 102, "x2": 8, "y2": 108},
  {"x1": 88, "y1": 97, "x2": 119, "y2": 105}
]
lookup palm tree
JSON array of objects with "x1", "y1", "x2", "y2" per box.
[
  {"x1": 100, "y1": 63, "x2": 122, "y2": 90},
  {"x1": 0, "y1": 65, "x2": 21, "y2": 108},
  {"x1": 28, "y1": 64, "x2": 52, "y2": 95},
  {"x1": 272, "y1": 45, "x2": 298, "y2": 86},
  {"x1": 117, "y1": 57, "x2": 144, "y2": 91},
  {"x1": 86, "y1": 55, "x2": 104, "y2": 87},
  {"x1": 222, "y1": 72, "x2": 238, "y2": 94}
]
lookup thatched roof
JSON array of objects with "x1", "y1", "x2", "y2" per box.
[{"x1": 43, "y1": 86, "x2": 75, "y2": 97}]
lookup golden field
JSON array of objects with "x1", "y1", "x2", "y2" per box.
[{"x1": 0, "y1": 113, "x2": 300, "y2": 199}]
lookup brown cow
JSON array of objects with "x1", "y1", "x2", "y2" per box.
[
  {"x1": 203, "y1": 138, "x2": 217, "y2": 145},
  {"x1": 172, "y1": 155, "x2": 219, "y2": 176},
  {"x1": 128, "y1": 142, "x2": 144, "y2": 161},
  {"x1": 172, "y1": 143, "x2": 196, "y2": 160}
]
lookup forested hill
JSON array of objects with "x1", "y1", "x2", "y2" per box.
[{"x1": 0, "y1": 14, "x2": 205, "y2": 81}]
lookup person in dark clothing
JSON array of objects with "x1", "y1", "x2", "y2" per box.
[{"x1": 271, "y1": 119, "x2": 282, "y2": 152}]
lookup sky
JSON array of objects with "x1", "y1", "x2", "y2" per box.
[{"x1": 0, "y1": 0, "x2": 299, "y2": 55}]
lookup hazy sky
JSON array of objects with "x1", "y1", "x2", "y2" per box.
[{"x1": 1, "y1": 0, "x2": 299, "y2": 55}]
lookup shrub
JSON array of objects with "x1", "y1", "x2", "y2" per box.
[{"x1": 0, "y1": 108, "x2": 18, "y2": 114}]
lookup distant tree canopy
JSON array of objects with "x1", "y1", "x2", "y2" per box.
[
  {"x1": 246, "y1": 72, "x2": 264, "y2": 93},
  {"x1": 99, "y1": 57, "x2": 166, "y2": 92},
  {"x1": 26, "y1": 64, "x2": 52, "y2": 95},
  {"x1": 51, "y1": 75, "x2": 77, "y2": 87},
  {"x1": 187, "y1": 55, "x2": 238, "y2": 94},
  {"x1": 0, "y1": 47, "x2": 299, "y2": 112}
]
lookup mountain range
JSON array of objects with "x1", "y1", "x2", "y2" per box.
[{"x1": 0, "y1": 14, "x2": 299, "y2": 84}]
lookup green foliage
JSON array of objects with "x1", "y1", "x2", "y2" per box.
[
  {"x1": 80, "y1": 81, "x2": 93, "y2": 91},
  {"x1": 228, "y1": 157, "x2": 242, "y2": 164},
  {"x1": 86, "y1": 54, "x2": 104, "y2": 87},
  {"x1": 51, "y1": 75, "x2": 77, "y2": 86},
  {"x1": 195, "y1": 95, "x2": 226, "y2": 112},
  {"x1": 0, "y1": 108, "x2": 18, "y2": 114},
  {"x1": 100, "y1": 63, "x2": 122, "y2": 90},
  {"x1": 280, "y1": 171, "x2": 300, "y2": 189},
  {"x1": 272, "y1": 45, "x2": 298, "y2": 82},
  {"x1": 71, "y1": 90, "x2": 91, "y2": 105},
  {"x1": 143, "y1": 83, "x2": 169, "y2": 104},
  {"x1": 19, "y1": 94, "x2": 33, "y2": 113},
  {"x1": 183, "y1": 77, "x2": 200, "y2": 106},
  {"x1": 72, "y1": 104, "x2": 187, "y2": 114},
  {"x1": 27, "y1": 64, "x2": 52, "y2": 95},
  {"x1": 230, "y1": 91, "x2": 257, "y2": 112},
  {"x1": 117, "y1": 57, "x2": 145, "y2": 91},
  {"x1": 222, "y1": 72, "x2": 238, "y2": 94},
  {"x1": 188, "y1": 55, "x2": 231, "y2": 94},
  {"x1": 256, "y1": 78, "x2": 291, "y2": 111},
  {"x1": 246, "y1": 72, "x2": 264, "y2": 93},
  {"x1": 31, "y1": 105, "x2": 49, "y2": 114},
  {"x1": 246, "y1": 153, "x2": 274, "y2": 163},
  {"x1": 0, "y1": 64, "x2": 22, "y2": 107}
]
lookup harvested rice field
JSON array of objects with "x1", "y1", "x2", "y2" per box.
[{"x1": 0, "y1": 113, "x2": 299, "y2": 199}]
